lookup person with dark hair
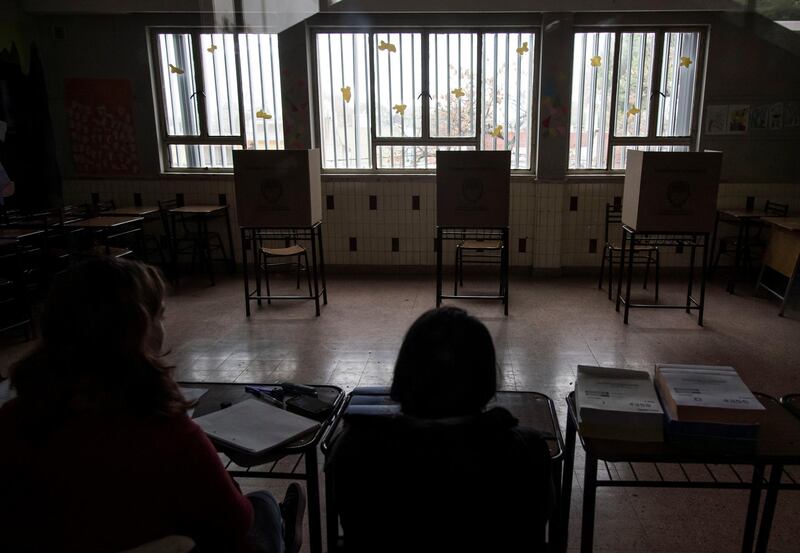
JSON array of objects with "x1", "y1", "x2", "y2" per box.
[
  {"x1": 326, "y1": 306, "x2": 555, "y2": 553},
  {"x1": 0, "y1": 257, "x2": 304, "y2": 553}
]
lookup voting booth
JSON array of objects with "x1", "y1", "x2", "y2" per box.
[
  {"x1": 233, "y1": 149, "x2": 322, "y2": 228},
  {"x1": 436, "y1": 150, "x2": 511, "y2": 228},
  {"x1": 622, "y1": 151, "x2": 722, "y2": 233}
]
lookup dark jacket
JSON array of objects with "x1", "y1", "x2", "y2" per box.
[{"x1": 325, "y1": 406, "x2": 554, "y2": 553}]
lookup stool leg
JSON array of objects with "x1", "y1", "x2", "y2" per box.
[
  {"x1": 643, "y1": 251, "x2": 651, "y2": 290},
  {"x1": 454, "y1": 246, "x2": 459, "y2": 295},
  {"x1": 655, "y1": 248, "x2": 660, "y2": 303},
  {"x1": 296, "y1": 253, "x2": 302, "y2": 289},
  {"x1": 304, "y1": 251, "x2": 313, "y2": 297},
  {"x1": 607, "y1": 248, "x2": 614, "y2": 301}
]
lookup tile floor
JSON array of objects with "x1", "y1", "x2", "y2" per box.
[{"x1": 2, "y1": 270, "x2": 799, "y2": 552}]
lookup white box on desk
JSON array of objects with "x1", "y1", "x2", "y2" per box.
[
  {"x1": 233, "y1": 149, "x2": 322, "y2": 228},
  {"x1": 436, "y1": 151, "x2": 510, "y2": 228},
  {"x1": 622, "y1": 150, "x2": 722, "y2": 233}
]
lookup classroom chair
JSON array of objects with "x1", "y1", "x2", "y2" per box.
[
  {"x1": 158, "y1": 199, "x2": 229, "y2": 278},
  {"x1": 713, "y1": 200, "x2": 789, "y2": 277},
  {"x1": 454, "y1": 237, "x2": 505, "y2": 296},
  {"x1": 258, "y1": 232, "x2": 312, "y2": 303},
  {"x1": 598, "y1": 203, "x2": 659, "y2": 301}
]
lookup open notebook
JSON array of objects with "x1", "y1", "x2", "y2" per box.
[{"x1": 194, "y1": 399, "x2": 320, "y2": 456}]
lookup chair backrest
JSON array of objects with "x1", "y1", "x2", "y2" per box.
[
  {"x1": 91, "y1": 199, "x2": 117, "y2": 215},
  {"x1": 604, "y1": 203, "x2": 622, "y2": 243},
  {"x1": 764, "y1": 200, "x2": 789, "y2": 217},
  {"x1": 158, "y1": 199, "x2": 178, "y2": 239},
  {"x1": 326, "y1": 409, "x2": 552, "y2": 553}
]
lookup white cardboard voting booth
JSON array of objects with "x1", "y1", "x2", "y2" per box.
[
  {"x1": 233, "y1": 149, "x2": 322, "y2": 228},
  {"x1": 436, "y1": 151, "x2": 511, "y2": 227},
  {"x1": 622, "y1": 151, "x2": 722, "y2": 233}
]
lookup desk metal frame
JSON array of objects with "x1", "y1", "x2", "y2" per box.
[
  {"x1": 615, "y1": 225, "x2": 709, "y2": 325},
  {"x1": 180, "y1": 382, "x2": 346, "y2": 553},
  {"x1": 168, "y1": 205, "x2": 236, "y2": 286},
  {"x1": 709, "y1": 209, "x2": 765, "y2": 294},
  {"x1": 241, "y1": 223, "x2": 328, "y2": 317},
  {"x1": 436, "y1": 226, "x2": 510, "y2": 315},
  {"x1": 561, "y1": 393, "x2": 800, "y2": 553}
]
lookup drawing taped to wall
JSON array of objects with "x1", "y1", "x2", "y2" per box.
[
  {"x1": 749, "y1": 104, "x2": 769, "y2": 129},
  {"x1": 704, "y1": 105, "x2": 728, "y2": 135},
  {"x1": 726, "y1": 105, "x2": 749, "y2": 134},
  {"x1": 769, "y1": 102, "x2": 783, "y2": 130}
]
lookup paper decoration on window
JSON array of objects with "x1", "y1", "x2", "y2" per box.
[
  {"x1": 207, "y1": 44, "x2": 218, "y2": 54},
  {"x1": 168, "y1": 64, "x2": 184, "y2": 75},
  {"x1": 627, "y1": 106, "x2": 641, "y2": 117},
  {"x1": 64, "y1": 78, "x2": 140, "y2": 175},
  {"x1": 393, "y1": 103, "x2": 407, "y2": 115},
  {"x1": 488, "y1": 125, "x2": 504, "y2": 139},
  {"x1": 679, "y1": 56, "x2": 692, "y2": 68},
  {"x1": 378, "y1": 40, "x2": 397, "y2": 53},
  {"x1": 256, "y1": 110, "x2": 273, "y2": 120},
  {"x1": 452, "y1": 87, "x2": 465, "y2": 98},
  {"x1": 516, "y1": 41, "x2": 529, "y2": 55},
  {"x1": 341, "y1": 86, "x2": 352, "y2": 103},
  {"x1": 590, "y1": 56, "x2": 602, "y2": 67}
]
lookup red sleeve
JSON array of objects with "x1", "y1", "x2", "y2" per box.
[{"x1": 170, "y1": 416, "x2": 255, "y2": 548}]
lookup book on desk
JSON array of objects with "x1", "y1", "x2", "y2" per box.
[{"x1": 654, "y1": 364, "x2": 765, "y2": 445}]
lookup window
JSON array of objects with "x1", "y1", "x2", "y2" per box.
[
  {"x1": 151, "y1": 30, "x2": 284, "y2": 171},
  {"x1": 315, "y1": 30, "x2": 537, "y2": 171},
  {"x1": 569, "y1": 29, "x2": 702, "y2": 171}
]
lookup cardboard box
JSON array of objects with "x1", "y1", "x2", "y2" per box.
[
  {"x1": 622, "y1": 151, "x2": 722, "y2": 233},
  {"x1": 436, "y1": 151, "x2": 511, "y2": 227},
  {"x1": 233, "y1": 149, "x2": 322, "y2": 227}
]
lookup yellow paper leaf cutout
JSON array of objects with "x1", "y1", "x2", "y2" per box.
[
  {"x1": 516, "y1": 41, "x2": 529, "y2": 55},
  {"x1": 341, "y1": 86, "x2": 352, "y2": 103},
  {"x1": 590, "y1": 56, "x2": 602, "y2": 67},
  {"x1": 207, "y1": 44, "x2": 218, "y2": 54},
  {"x1": 168, "y1": 64, "x2": 185, "y2": 75},
  {"x1": 378, "y1": 40, "x2": 397, "y2": 53},
  {"x1": 627, "y1": 106, "x2": 641, "y2": 117},
  {"x1": 452, "y1": 87, "x2": 465, "y2": 98},
  {"x1": 393, "y1": 104, "x2": 407, "y2": 115},
  {"x1": 256, "y1": 109, "x2": 273, "y2": 120},
  {"x1": 489, "y1": 125, "x2": 504, "y2": 139},
  {"x1": 680, "y1": 56, "x2": 693, "y2": 68}
]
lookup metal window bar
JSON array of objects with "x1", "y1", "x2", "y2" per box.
[{"x1": 338, "y1": 35, "x2": 350, "y2": 166}]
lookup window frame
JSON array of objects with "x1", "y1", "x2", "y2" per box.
[
  {"x1": 568, "y1": 25, "x2": 707, "y2": 174},
  {"x1": 310, "y1": 26, "x2": 540, "y2": 174},
  {"x1": 148, "y1": 26, "x2": 269, "y2": 174}
]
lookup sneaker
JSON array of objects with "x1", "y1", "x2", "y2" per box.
[{"x1": 281, "y1": 482, "x2": 306, "y2": 553}]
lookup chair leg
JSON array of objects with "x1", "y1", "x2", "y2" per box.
[
  {"x1": 296, "y1": 254, "x2": 302, "y2": 290},
  {"x1": 598, "y1": 247, "x2": 607, "y2": 290},
  {"x1": 655, "y1": 248, "x2": 660, "y2": 303},
  {"x1": 264, "y1": 256, "x2": 272, "y2": 304},
  {"x1": 459, "y1": 247, "x2": 464, "y2": 287},
  {"x1": 454, "y1": 247, "x2": 460, "y2": 295},
  {"x1": 779, "y1": 270, "x2": 797, "y2": 317},
  {"x1": 643, "y1": 252, "x2": 651, "y2": 290},
  {"x1": 607, "y1": 248, "x2": 614, "y2": 301}
]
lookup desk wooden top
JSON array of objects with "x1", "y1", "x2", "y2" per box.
[
  {"x1": 761, "y1": 217, "x2": 800, "y2": 232},
  {"x1": 170, "y1": 205, "x2": 227, "y2": 215},
  {"x1": 66, "y1": 216, "x2": 144, "y2": 228},
  {"x1": 718, "y1": 208, "x2": 767, "y2": 219},
  {"x1": 103, "y1": 206, "x2": 159, "y2": 217},
  {"x1": 0, "y1": 227, "x2": 45, "y2": 240}
]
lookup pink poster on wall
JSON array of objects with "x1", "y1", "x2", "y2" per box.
[{"x1": 64, "y1": 78, "x2": 140, "y2": 175}]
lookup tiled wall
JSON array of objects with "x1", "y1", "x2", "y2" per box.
[{"x1": 63, "y1": 178, "x2": 800, "y2": 270}]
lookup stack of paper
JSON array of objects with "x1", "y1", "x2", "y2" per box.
[{"x1": 575, "y1": 365, "x2": 664, "y2": 442}]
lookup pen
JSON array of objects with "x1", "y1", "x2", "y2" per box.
[{"x1": 245, "y1": 386, "x2": 284, "y2": 408}]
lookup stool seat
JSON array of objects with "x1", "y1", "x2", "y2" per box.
[
  {"x1": 459, "y1": 240, "x2": 502, "y2": 250},
  {"x1": 262, "y1": 245, "x2": 306, "y2": 256}
]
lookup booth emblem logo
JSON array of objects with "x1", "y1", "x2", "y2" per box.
[
  {"x1": 462, "y1": 178, "x2": 484, "y2": 204},
  {"x1": 666, "y1": 181, "x2": 690, "y2": 208},
  {"x1": 260, "y1": 179, "x2": 284, "y2": 205}
]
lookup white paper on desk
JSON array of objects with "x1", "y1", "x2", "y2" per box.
[
  {"x1": 575, "y1": 365, "x2": 663, "y2": 416},
  {"x1": 180, "y1": 386, "x2": 208, "y2": 418},
  {"x1": 0, "y1": 120, "x2": 7, "y2": 142},
  {"x1": 194, "y1": 399, "x2": 319, "y2": 456}
]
